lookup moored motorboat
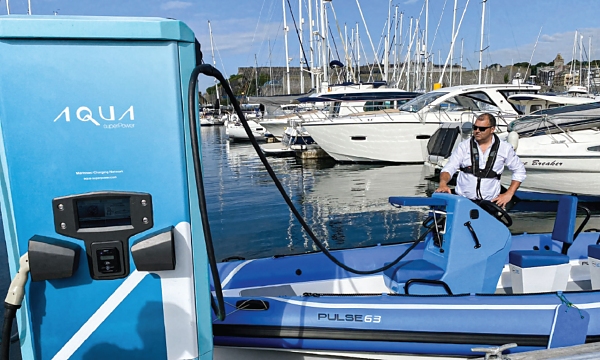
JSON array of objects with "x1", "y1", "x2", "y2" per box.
[
  {"x1": 226, "y1": 114, "x2": 266, "y2": 141},
  {"x1": 302, "y1": 84, "x2": 540, "y2": 163}
]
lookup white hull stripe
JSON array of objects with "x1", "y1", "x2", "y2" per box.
[
  {"x1": 221, "y1": 260, "x2": 254, "y2": 288},
  {"x1": 267, "y1": 296, "x2": 600, "y2": 311},
  {"x1": 52, "y1": 270, "x2": 149, "y2": 360}
]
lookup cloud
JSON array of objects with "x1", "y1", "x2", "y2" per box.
[
  {"x1": 194, "y1": 18, "x2": 282, "y2": 57},
  {"x1": 160, "y1": 1, "x2": 193, "y2": 11},
  {"x1": 485, "y1": 28, "x2": 600, "y2": 67}
]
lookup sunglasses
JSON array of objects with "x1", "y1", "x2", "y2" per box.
[{"x1": 472, "y1": 125, "x2": 492, "y2": 131}]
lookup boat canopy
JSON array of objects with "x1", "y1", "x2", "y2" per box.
[
  {"x1": 294, "y1": 91, "x2": 421, "y2": 103},
  {"x1": 508, "y1": 102, "x2": 600, "y2": 136}
]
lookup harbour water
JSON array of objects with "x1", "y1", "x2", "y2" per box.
[{"x1": 201, "y1": 125, "x2": 600, "y2": 262}]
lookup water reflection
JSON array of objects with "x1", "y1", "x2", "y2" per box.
[
  {"x1": 202, "y1": 127, "x2": 430, "y2": 260},
  {"x1": 201, "y1": 126, "x2": 600, "y2": 261}
]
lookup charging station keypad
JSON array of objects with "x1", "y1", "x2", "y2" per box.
[{"x1": 53, "y1": 192, "x2": 153, "y2": 280}]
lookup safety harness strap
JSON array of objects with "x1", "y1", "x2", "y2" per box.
[{"x1": 459, "y1": 134, "x2": 501, "y2": 199}]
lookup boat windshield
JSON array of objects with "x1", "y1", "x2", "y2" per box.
[{"x1": 399, "y1": 92, "x2": 448, "y2": 112}]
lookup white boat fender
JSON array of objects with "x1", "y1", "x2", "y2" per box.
[{"x1": 507, "y1": 131, "x2": 519, "y2": 151}]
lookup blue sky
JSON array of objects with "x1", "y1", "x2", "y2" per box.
[{"x1": 6, "y1": 0, "x2": 600, "y2": 91}]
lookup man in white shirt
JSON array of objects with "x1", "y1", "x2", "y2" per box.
[{"x1": 435, "y1": 113, "x2": 526, "y2": 208}]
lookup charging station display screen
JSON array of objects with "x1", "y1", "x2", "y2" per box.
[{"x1": 76, "y1": 197, "x2": 132, "y2": 229}]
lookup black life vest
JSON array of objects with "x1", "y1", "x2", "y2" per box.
[{"x1": 460, "y1": 134, "x2": 501, "y2": 199}]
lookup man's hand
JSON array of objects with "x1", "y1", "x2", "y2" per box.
[
  {"x1": 435, "y1": 184, "x2": 452, "y2": 194},
  {"x1": 493, "y1": 180, "x2": 522, "y2": 208},
  {"x1": 436, "y1": 172, "x2": 453, "y2": 194},
  {"x1": 492, "y1": 192, "x2": 513, "y2": 208}
]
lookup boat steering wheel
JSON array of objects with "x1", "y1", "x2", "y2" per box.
[{"x1": 477, "y1": 200, "x2": 513, "y2": 227}]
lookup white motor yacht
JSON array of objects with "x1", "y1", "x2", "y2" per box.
[
  {"x1": 504, "y1": 102, "x2": 600, "y2": 195},
  {"x1": 302, "y1": 84, "x2": 540, "y2": 163},
  {"x1": 259, "y1": 83, "x2": 415, "y2": 140}
]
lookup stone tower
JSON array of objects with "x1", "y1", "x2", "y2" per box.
[{"x1": 554, "y1": 53, "x2": 564, "y2": 73}]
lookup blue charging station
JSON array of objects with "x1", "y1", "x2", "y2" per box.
[{"x1": 0, "y1": 16, "x2": 213, "y2": 359}]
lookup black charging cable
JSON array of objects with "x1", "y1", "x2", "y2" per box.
[
  {"x1": 188, "y1": 65, "x2": 227, "y2": 321},
  {"x1": 2, "y1": 253, "x2": 29, "y2": 360},
  {"x1": 193, "y1": 63, "x2": 430, "y2": 276}
]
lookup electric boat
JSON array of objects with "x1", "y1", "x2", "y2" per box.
[
  {"x1": 213, "y1": 192, "x2": 600, "y2": 358},
  {"x1": 302, "y1": 84, "x2": 540, "y2": 163}
]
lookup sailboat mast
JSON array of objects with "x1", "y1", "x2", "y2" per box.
[
  {"x1": 579, "y1": 34, "x2": 583, "y2": 86},
  {"x1": 283, "y1": 0, "x2": 291, "y2": 94},
  {"x1": 424, "y1": 0, "x2": 428, "y2": 91},
  {"x1": 269, "y1": 39, "x2": 274, "y2": 95},
  {"x1": 385, "y1": 0, "x2": 391, "y2": 83},
  {"x1": 299, "y1": 0, "x2": 305, "y2": 93},
  {"x1": 356, "y1": 0, "x2": 384, "y2": 80},
  {"x1": 459, "y1": 38, "x2": 464, "y2": 85},
  {"x1": 589, "y1": 37, "x2": 592, "y2": 92},
  {"x1": 208, "y1": 21, "x2": 220, "y2": 113},
  {"x1": 27, "y1": 0, "x2": 31, "y2": 14},
  {"x1": 393, "y1": 6, "x2": 399, "y2": 84},
  {"x1": 478, "y1": 0, "x2": 487, "y2": 85},
  {"x1": 415, "y1": 19, "x2": 420, "y2": 90},
  {"x1": 320, "y1": 0, "x2": 329, "y2": 88},
  {"x1": 254, "y1": 54, "x2": 259, "y2": 96},
  {"x1": 407, "y1": 17, "x2": 412, "y2": 90},
  {"x1": 6, "y1": 0, "x2": 10, "y2": 15},
  {"x1": 308, "y1": 0, "x2": 315, "y2": 89},
  {"x1": 450, "y1": 0, "x2": 457, "y2": 86},
  {"x1": 356, "y1": 22, "x2": 360, "y2": 83}
]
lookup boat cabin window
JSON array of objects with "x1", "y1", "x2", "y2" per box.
[
  {"x1": 437, "y1": 97, "x2": 465, "y2": 111},
  {"x1": 399, "y1": 92, "x2": 447, "y2": 112},
  {"x1": 588, "y1": 146, "x2": 600, "y2": 152},
  {"x1": 530, "y1": 104, "x2": 543, "y2": 113},
  {"x1": 460, "y1": 92, "x2": 502, "y2": 112},
  {"x1": 331, "y1": 101, "x2": 342, "y2": 115},
  {"x1": 364, "y1": 100, "x2": 394, "y2": 112},
  {"x1": 499, "y1": 90, "x2": 539, "y2": 114},
  {"x1": 433, "y1": 92, "x2": 500, "y2": 113}
]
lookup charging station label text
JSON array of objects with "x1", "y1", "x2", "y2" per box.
[{"x1": 53, "y1": 106, "x2": 135, "y2": 129}]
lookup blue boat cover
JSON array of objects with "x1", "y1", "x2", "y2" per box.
[
  {"x1": 588, "y1": 244, "x2": 600, "y2": 259},
  {"x1": 509, "y1": 250, "x2": 569, "y2": 268},
  {"x1": 552, "y1": 195, "x2": 578, "y2": 244}
]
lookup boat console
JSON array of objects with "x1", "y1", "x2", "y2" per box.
[{"x1": 385, "y1": 193, "x2": 512, "y2": 295}]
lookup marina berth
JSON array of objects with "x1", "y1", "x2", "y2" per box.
[{"x1": 302, "y1": 84, "x2": 540, "y2": 164}]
